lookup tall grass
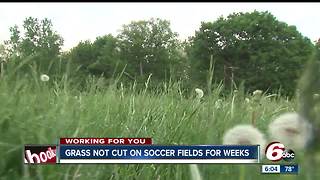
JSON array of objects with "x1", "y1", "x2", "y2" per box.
[{"x1": 0, "y1": 73, "x2": 318, "y2": 180}]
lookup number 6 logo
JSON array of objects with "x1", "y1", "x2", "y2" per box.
[{"x1": 265, "y1": 142, "x2": 285, "y2": 161}]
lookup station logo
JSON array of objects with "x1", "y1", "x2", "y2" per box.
[{"x1": 265, "y1": 142, "x2": 295, "y2": 162}]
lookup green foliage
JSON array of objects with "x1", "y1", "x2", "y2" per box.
[
  {"x1": 1, "y1": 76, "x2": 318, "y2": 179},
  {"x1": 298, "y1": 48, "x2": 320, "y2": 147},
  {"x1": 1, "y1": 12, "x2": 318, "y2": 94},
  {"x1": 295, "y1": 47, "x2": 320, "y2": 180},
  {"x1": 68, "y1": 34, "x2": 125, "y2": 85},
  {"x1": 66, "y1": 18, "x2": 187, "y2": 90},
  {"x1": 117, "y1": 18, "x2": 183, "y2": 82},
  {"x1": 316, "y1": 39, "x2": 320, "y2": 49},
  {"x1": 187, "y1": 11, "x2": 314, "y2": 96},
  {"x1": 4, "y1": 17, "x2": 64, "y2": 76},
  {"x1": 89, "y1": 35, "x2": 123, "y2": 77},
  {"x1": 69, "y1": 40, "x2": 96, "y2": 73},
  {"x1": 0, "y1": 44, "x2": 5, "y2": 77}
]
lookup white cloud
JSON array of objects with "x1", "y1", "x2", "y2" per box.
[{"x1": 0, "y1": 3, "x2": 319, "y2": 50}]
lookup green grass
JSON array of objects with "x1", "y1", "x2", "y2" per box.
[{"x1": 0, "y1": 76, "x2": 319, "y2": 180}]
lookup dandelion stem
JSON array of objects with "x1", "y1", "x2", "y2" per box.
[
  {"x1": 189, "y1": 164, "x2": 202, "y2": 180},
  {"x1": 251, "y1": 111, "x2": 257, "y2": 127},
  {"x1": 231, "y1": 95, "x2": 235, "y2": 119}
]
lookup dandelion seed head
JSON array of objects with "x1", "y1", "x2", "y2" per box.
[
  {"x1": 40, "y1": 74, "x2": 50, "y2": 82},
  {"x1": 253, "y1": 90, "x2": 263, "y2": 96},
  {"x1": 245, "y1": 98, "x2": 250, "y2": 103},
  {"x1": 195, "y1": 88, "x2": 204, "y2": 99},
  {"x1": 223, "y1": 124, "x2": 267, "y2": 156},
  {"x1": 268, "y1": 112, "x2": 313, "y2": 150}
]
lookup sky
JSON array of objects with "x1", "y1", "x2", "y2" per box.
[{"x1": 0, "y1": 3, "x2": 319, "y2": 51}]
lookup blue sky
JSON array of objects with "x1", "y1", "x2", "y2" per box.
[{"x1": 0, "y1": 3, "x2": 319, "y2": 51}]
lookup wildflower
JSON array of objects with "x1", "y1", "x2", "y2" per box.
[
  {"x1": 245, "y1": 98, "x2": 250, "y2": 103},
  {"x1": 268, "y1": 112, "x2": 313, "y2": 150},
  {"x1": 253, "y1": 90, "x2": 263, "y2": 96},
  {"x1": 223, "y1": 124, "x2": 267, "y2": 156},
  {"x1": 314, "y1": 93, "x2": 319, "y2": 99},
  {"x1": 40, "y1": 74, "x2": 50, "y2": 82},
  {"x1": 195, "y1": 88, "x2": 204, "y2": 99}
]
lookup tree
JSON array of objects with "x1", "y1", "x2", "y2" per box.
[
  {"x1": 69, "y1": 40, "x2": 95, "y2": 73},
  {"x1": 117, "y1": 18, "x2": 182, "y2": 81},
  {"x1": 187, "y1": 11, "x2": 314, "y2": 95},
  {"x1": 4, "y1": 17, "x2": 63, "y2": 73},
  {"x1": 89, "y1": 35, "x2": 123, "y2": 77},
  {"x1": 68, "y1": 34, "x2": 123, "y2": 78}
]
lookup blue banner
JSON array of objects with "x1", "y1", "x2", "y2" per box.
[
  {"x1": 280, "y1": 165, "x2": 299, "y2": 174},
  {"x1": 59, "y1": 145, "x2": 259, "y2": 160}
]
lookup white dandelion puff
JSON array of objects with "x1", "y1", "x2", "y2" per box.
[
  {"x1": 195, "y1": 88, "x2": 204, "y2": 99},
  {"x1": 245, "y1": 98, "x2": 250, "y2": 103},
  {"x1": 40, "y1": 74, "x2": 50, "y2": 82},
  {"x1": 223, "y1": 124, "x2": 267, "y2": 156},
  {"x1": 268, "y1": 112, "x2": 313, "y2": 150},
  {"x1": 253, "y1": 90, "x2": 263, "y2": 96}
]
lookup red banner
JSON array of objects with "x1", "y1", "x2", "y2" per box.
[{"x1": 24, "y1": 145, "x2": 57, "y2": 164}]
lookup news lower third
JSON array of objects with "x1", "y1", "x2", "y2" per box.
[{"x1": 24, "y1": 138, "x2": 299, "y2": 174}]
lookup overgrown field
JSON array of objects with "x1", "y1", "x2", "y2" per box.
[{"x1": 0, "y1": 76, "x2": 319, "y2": 180}]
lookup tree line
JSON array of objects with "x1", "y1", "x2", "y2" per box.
[{"x1": 0, "y1": 10, "x2": 318, "y2": 96}]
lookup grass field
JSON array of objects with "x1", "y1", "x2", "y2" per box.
[{"x1": 0, "y1": 75, "x2": 319, "y2": 180}]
